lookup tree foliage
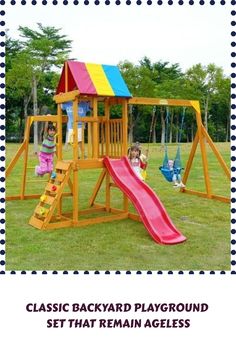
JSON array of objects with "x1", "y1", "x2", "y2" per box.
[{"x1": 6, "y1": 26, "x2": 230, "y2": 144}]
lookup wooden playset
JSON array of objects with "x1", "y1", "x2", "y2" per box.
[{"x1": 6, "y1": 61, "x2": 230, "y2": 234}]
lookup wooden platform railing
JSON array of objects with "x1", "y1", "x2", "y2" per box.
[{"x1": 83, "y1": 117, "x2": 123, "y2": 159}]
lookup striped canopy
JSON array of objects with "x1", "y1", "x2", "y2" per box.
[{"x1": 56, "y1": 61, "x2": 132, "y2": 98}]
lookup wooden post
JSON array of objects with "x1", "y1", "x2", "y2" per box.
[
  {"x1": 122, "y1": 99, "x2": 129, "y2": 210},
  {"x1": 87, "y1": 122, "x2": 92, "y2": 158},
  {"x1": 65, "y1": 61, "x2": 68, "y2": 93},
  {"x1": 195, "y1": 110, "x2": 212, "y2": 198},
  {"x1": 203, "y1": 126, "x2": 230, "y2": 180},
  {"x1": 122, "y1": 99, "x2": 128, "y2": 156},
  {"x1": 56, "y1": 104, "x2": 63, "y2": 216},
  {"x1": 105, "y1": 170, "x2": 111, "y2": 212},
  {"x1": 57, "y1": 104, "x2": 63, "y2": 161},
  {"x1": 72, "y1": 98, "x2": 79, "y2": 223},
  {"x1": 105, "y1": 98, "x2": 110, "y2": 156},
  {"x1": 92, "y1": 97, "x2": 99, "y2": 158}
]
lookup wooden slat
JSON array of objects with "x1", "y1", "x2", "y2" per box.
[
  {"x1": 55, "y1": 160, "x2": 71, "y2": 171},
  {"x1": 28, "y1": 216, "x2": 44, "y2": 229},
  {"x1": 34, "y1": 206, "x2": 49, "y2": 217},
  {"x1": 45, "y1": 183, "x2": 58, "y2": 193},
  {"x1": 55, "y1": 173, "x2": 66, "y2": 182},
  {"x1": 41, "y1": 194, "x2": 55, "y2": 206}
]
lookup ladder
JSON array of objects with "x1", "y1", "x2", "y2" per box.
[{"x1": 29, "y1": 161, "x2": 72, "y2": 230}]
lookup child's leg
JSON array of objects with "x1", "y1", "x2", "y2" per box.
[
  {"x1": 36, "y1": 152, "x2": 48, "y2": 176},
  {"x1": 172, "y1": 173, "x2": 177, "y2": 183},
  {"x1": 172, "y1": 173, "x2": 179, "y2": 187},
  {"x1": 46, "y1": 154, "x2": 54, "y2": 174}
]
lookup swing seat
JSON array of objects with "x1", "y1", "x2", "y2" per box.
[
  {"x1": 159, "y1": 166, "x2": 183, "y2": 183},
  {"x1": 159, "y1": 166, "x2": 174, "y2": 182}
]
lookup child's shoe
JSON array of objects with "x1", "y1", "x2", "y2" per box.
[{"x1": 179, "y1": 182, "x2": 186, "y2": 188}]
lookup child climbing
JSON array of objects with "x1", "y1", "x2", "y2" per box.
[
  {"x1": 128, "y1": 145, "x2": 147, "y2": 181},
  {"x1": 35, "y1": 122, "x2": 56, "y2": 177},
  {"x1": 167, "y1": 159, "x2": 185, "y2": 188}
]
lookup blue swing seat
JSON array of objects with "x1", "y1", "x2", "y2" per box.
[{"x1": 159, "y1": 166, "x2": 182, "y2": 183}]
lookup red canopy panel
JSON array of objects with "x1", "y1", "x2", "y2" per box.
[{"x1": 56, "y1": 61, "x2": 97, "y2": 95}]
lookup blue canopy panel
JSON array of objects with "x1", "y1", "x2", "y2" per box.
[{"x1": 102, "y1": 64, "x2": 132, "y2": 98}]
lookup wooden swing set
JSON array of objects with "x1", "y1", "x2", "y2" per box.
[{"x1": 6, "y1": 61, "x2": 230, "y2": 232}]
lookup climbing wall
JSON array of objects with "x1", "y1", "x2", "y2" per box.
[{"x1": 29, "y1": 161, "x2": 72, "y2": 230}]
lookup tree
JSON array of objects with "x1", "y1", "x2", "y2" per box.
[
  {"x1": 185, "y1": 63, "x2": 226, "y2": 133},
  {"x1": 7, "y1": 24, "x2": 72, "y2": 148}
]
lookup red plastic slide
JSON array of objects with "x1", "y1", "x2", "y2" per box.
[{"x1": 103, "y1": 156, "x2": 186, "y2": 245}]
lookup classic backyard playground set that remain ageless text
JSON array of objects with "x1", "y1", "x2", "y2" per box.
[{"x1": 6, "y1": 61, "x2": 230, "y2": 245}]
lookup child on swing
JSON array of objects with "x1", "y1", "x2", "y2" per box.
[
  {"x1": 35, "y1": 122, "x2": 56, "y2": 177},
  {"x1": 128, "y1": 145, "x2": 147, "y2": 181},
  {"x1": 167, "y1": 159, "x2": 185, "y2": 188}
]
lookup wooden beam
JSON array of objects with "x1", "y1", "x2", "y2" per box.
[
  {"x1": 88, "y1": 168, "x2": 107, "y2": 206},
  {"x1": 53, "y1": 90, "x2": 80, "y2": 104},
  {"x1": 6, "y1": 140, "x2": 26, "y2": 177},
  {"x1": 128, "y1": 212, "x2": 141, "y2": 222},
  {"x1": 182, "y1": 188, "x2": 230, "y2": 203},
  {"x1": 203, "y1": 126, "x2": 230, "y2": 180},
  {"x1": 29, "y1": 115, "x2": 63, "y2": 123},
  {"x1": 77, "y1": 159, "x2": 104, "y2": 169},
  {"x1": 75, "y1": 212, "x2": 129, "y2": 228},
  {"x1": 128, "y1": 97, "x2": 194, "y2": 107}
]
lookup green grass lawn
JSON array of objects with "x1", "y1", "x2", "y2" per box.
[{"x1": 6, "y1": 142, "x2": 230, "y2": 271}]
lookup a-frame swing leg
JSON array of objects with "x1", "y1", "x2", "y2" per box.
[
  {"x1": 203, "y1": 126, "x2": 230, "y2": 180},
  {"x1": 20, "y1": 117, "x2": 31, "y2": 200},
  {"x1": 183, "y1": 126, "x2": 212, "y2": 198},
  {"x1": 198, "y1": 126, "x2": 212, "y2": 198},
  {"x1": 182, "y1": 132, "x2": 199, "y2": 185},
  {"x1": 6, "y1": 140, "x2": 26, "y2": 178}
]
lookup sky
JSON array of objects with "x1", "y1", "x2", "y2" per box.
[{"x1": 5, "y1": 1, "x2": 231, "y2": 76}]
